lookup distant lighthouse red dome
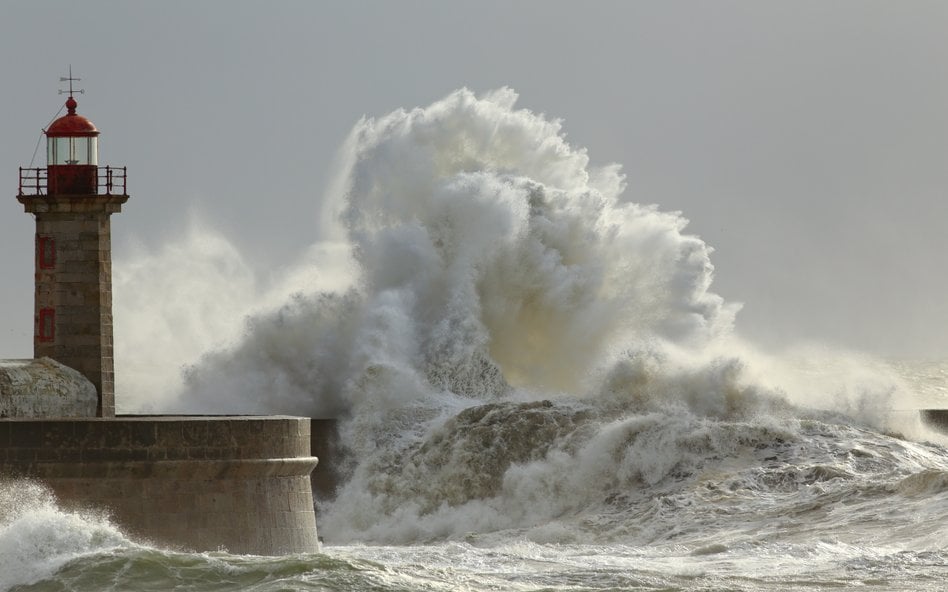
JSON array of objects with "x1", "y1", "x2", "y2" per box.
[{"x1": 46, "y1": 97, "x2": 99, "y2": 138}]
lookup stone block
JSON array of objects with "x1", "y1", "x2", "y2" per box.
[{"x1": 0, "y1": 359, "x2": 97, "y2": 418}]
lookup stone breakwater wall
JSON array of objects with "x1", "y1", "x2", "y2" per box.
[{"x1": 0, "y1": 415, "x2": 319, "y2": 555}]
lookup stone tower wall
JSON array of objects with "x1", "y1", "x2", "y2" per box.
[{"x1": 18, "y1": 194, "x2": 128, "y2": 417}]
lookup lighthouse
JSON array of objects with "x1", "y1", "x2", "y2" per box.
[
  {"x1": 16, "y1": 74, "x2": 129, "y2": 417},
  {"x1": 2, "y1": 74, "x2": 328, "y2": 554}
]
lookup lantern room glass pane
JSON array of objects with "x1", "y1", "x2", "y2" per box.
[
  {"x1": 86, "y1": 137, "x2": 98, "y2": 165},
  {"x1": 47, "y1": 137, "x2": 97, "y2": 165}
]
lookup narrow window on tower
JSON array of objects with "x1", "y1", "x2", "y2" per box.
[
  {"x1": 38, "y1": 236, "x2": 56, "y2": 269},
  {"x1": 38, "y1": 308, "x2": 55, "y2": 342}
]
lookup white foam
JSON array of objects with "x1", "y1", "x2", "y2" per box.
[
  {"x1": 106, "y1": 88, "x2": 948, "y2": 546},
  {"x1": 0, "y1": 481, "x2": 129, "y2": 591}
]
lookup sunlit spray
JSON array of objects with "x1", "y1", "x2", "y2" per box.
[{"x1": 111, "y1": 89, "x2": 933, "y2": 545}]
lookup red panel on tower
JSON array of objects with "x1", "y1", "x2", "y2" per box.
[
  {"x1": 38, "y1": 307, "x2": 55, "y2": 342},
  {"x1": 38, "y1": 236, "x2": 56, "y2": 269}
]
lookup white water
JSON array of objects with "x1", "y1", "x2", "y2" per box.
[{"x1": 0, "y1": 481, "x2": 131, "y2": 590}]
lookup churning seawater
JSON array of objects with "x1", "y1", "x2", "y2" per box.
[{"x1": 6, "y1": 89, "x2": 948, "y2": 591}]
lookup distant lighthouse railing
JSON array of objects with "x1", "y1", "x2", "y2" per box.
[{"x1": 17, "y1": 166, "x2": 127, "y2": 196}]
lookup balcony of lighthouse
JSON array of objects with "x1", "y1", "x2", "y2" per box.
[{"x1": 18, "y1": 165, "x2": 127, "y2": 197}]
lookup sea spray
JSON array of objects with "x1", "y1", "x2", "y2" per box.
[
  {"x1": 177, "y1": 88, "x2": 737, "y2": 411},
  {"x1": 0, "y1": 480, "x2": 129, "y2": 590},
  {"x1": 113, "y1": 217, "x2": 354, "y2": 413},
  {"x1": 111, "y1": 88, "x2": 932, "y2": 546}
]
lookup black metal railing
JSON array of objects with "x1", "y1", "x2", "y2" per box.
[{"x1": 18, "y1": 166, "x2": 127, "y2": 196}]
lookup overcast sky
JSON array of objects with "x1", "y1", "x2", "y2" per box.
[{"x1": 2, "y1": 1, "x2": 947, "y2": 361}]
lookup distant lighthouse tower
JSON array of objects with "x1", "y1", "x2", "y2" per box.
[{"x1": 17, "y1": 70, "x2": 129, "y2": 417}]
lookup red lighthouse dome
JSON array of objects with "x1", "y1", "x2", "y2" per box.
[
  {"x1": 45, "y1": 95, "x2": 99, "y2": 194},
  {"x1": 46, "y1": 96, "x2": 99, "y2": 137}
]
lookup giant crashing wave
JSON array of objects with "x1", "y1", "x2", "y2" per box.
[{"x1": 175, "y1": 88, "x2": 943, "y2": 545}]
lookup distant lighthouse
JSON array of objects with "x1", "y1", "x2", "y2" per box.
[{"x1": 16, "y1": 70, "x2": 129, "y2": 417}]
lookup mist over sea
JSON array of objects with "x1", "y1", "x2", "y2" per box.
[{"x1": 5, "y1": 89, "x2": 948, "y2": 591}]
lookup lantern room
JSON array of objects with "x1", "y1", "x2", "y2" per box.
[{"x1": 45, "y1": 95, "x2": 99, "y2": 194}]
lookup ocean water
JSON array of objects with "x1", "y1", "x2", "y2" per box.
[
  {"x1": 6, "y1": 89, "x2": 948, "y2": 591},
  {"x1": 6, "y1": 376, "x2": 948, "y2": 592}
]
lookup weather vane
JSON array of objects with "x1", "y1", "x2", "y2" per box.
[{"x1": 58, "y1": 65, "x2": 84, "y2": 98}]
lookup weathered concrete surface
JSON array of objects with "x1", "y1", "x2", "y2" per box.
[
  {"x1": 0, "y1": 415, "x2": 319, "y2": 555},
  {"x1": 0, "y1": 357, "x2": 97, "y2": 418}
]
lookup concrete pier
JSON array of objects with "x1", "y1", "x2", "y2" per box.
[{"x1": 0, "y1": 415, "x2": 320, "y2": 555}]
